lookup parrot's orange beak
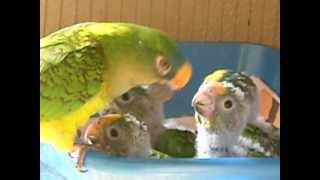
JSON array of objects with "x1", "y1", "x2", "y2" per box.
[{"x1": 169, "y1": 61, "x2": 192, "y2": 90}]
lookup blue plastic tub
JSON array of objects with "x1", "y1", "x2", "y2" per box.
[{"x1": 40, "y1": 42, "x2": 280, "y2": 180}]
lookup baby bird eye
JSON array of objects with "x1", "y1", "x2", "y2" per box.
[
  {"x1": 221, "y1": 97, "x2": 235, "y2": 112},
  {"x1": 117, "y1": 92, "x2": 133, "y2": 104},
  {"x1": 110, "y1": 129, "x2": 119, "y2": 137},
  {"x1": 224, "y1": 99, "x2": 233, "y2": 109},
  {"x1": 121, "y1": 93, "x2": 131, "y2": 101},
  {"x1": 106, "y1": 127, "x2": 121, "y2": 140}
]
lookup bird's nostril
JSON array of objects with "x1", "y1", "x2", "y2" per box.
[{"x1": 196, "y1": 101, "x2": 206, "y2": 106}]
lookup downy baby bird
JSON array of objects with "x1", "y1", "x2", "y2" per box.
[
  {"x1": 192, "y1": 69, "x2": 278, "y2": 158},
  {"x1": 70, "y1": 113, "x2": 151, "y2": 172},
  {"x1": 101, "y1": 82, "x2": 196, "y2": 157}
]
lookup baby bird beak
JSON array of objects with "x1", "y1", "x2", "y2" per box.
[
  {"x1": 192, "y1": 81, "x2": 225, "y2": 119},
  {"x1": 84, "y1": 114, "x2": 122, "y2": 145},
  {"x1": 192, "y1": 91, "x2": 215, "y2": 119}
]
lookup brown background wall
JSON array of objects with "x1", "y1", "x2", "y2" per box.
[{"x1": 40, "y1": 0, "x2": 279, "y2": 49}]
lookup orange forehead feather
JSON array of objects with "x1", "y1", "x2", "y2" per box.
[
  {"x1": 98, "y1": 114, "x2": 122, "y2": 127},
  {"x1": 212, "y1": 82, "x2": 227, "y2": 95}
]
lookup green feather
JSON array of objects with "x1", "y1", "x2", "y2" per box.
[
  {"x1": 242, "y1": 124, "x2": 280, "y2": 156},
  {"x1": 157, "y1": 129, "x2": 196, "y2": 158},
  {"x1": 149, "y1": 149, "x2": 170, "y2": 159},
  {"x1": 40, "y1": 27, "x2": 105, "y2": 119}
]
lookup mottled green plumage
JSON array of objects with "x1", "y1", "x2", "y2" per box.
[
  {"x1": 40, "y1": 22, "x2": 189, "y2": 151},
  {"x1": 150, "y1": 149, "x2": 170, "y2": 159},
  {"x1": 157, "y1": 129, "x2": 196, "y2": 157},
  {"x1": 242, "y1": 124, "x2": 280, "y2": 157},
  {"x1": 41, "y1": 33, "x2": 104, "y2": 119}
]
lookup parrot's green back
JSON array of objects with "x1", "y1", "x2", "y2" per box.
[
  {"x1": 40, "y1": 23, "x2": 110, "y2": 151},
  {"x1": 157, "y1": 129, "x2": 196, "y2": 158},
  {"x1": 40, "y1": 22, "x2": 187, "y2": 151},
  {"x1": 41, "y1": 23, "x2": 105, "y2": 119}
]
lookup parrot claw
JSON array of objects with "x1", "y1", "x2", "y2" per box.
[
  {"x1": 69, "y1": 144, "x2": 89, "y2": 172},
  {"x1": 75, "y1": 153, "x2": 88, "y2": 173},
  {"x1": 76, "y1": 164, "x2": 88, "y2": 173},
  {"x1": 68, "y1": 151, "x2": 78, "y2": 159}
]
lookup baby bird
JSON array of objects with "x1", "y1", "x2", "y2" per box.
[
  {"x1": 102, "y1": 82, "x2": 196, "y2": 157},
  {"x1": 70, "y1": 113, "x2": 151, "y2": 172},
  {"x1": 192, "y1": 69, "x2": 274, "y2": 158}
]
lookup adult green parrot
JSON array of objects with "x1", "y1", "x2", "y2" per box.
[
  {"x1": 101, "y1": 82, "x2": 196, "y2": 157},
  {"x1": 40, "y1": 22, "x2": 192, "y2": 152},
  {"x1": 192, "y1": 69, "x2": 279, "y2": 157}
]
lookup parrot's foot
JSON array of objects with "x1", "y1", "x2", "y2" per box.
[
  {"x1": 76, "y1": 163, "x2": 88, "y2": 173},
  {"x1": 69, "y1": 144, "x2": 89, "y2": 173},
  {"x1": 68, "y1": 150, "x2": 79, "y2": 159}
]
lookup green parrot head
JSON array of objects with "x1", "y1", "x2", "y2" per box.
[
  {"x1": 88, "y1": 23, "x2": 193, "y2": 94},
  {"x1": 192, "y1": 69, "x2": 259, "y2": 133}
]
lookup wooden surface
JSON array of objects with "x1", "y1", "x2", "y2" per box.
[{"x1": 40, "y1": 0, "x2": 279, "y2": 49}]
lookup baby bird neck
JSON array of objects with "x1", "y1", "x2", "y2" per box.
[
  {"x1": 196, "y1": 123, "x2": 245, "y2": 158},
  {"x1": 133, "y1": 102, "x2": 167, "y2": 148}
]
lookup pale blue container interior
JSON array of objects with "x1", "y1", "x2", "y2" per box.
[{"x1": 40, "y1": 42, "x2": 280, "y2": 180}]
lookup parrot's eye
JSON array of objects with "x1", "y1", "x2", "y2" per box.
[
  {"x1": 121, "y1": 93, "x2": 130, "y2": 101},
  {"x1": 224, "y1": 100, "x2": 233, "y2": 109},
  {"x1": 118, "y1": 92, "x2": 133, "y2": 104},
  {"x1": 106, "y1": 126, "x2": 121, "y2": 140},
  {"x1": 156, "y1": 55, "x2": 172, "y2": 76},
  {"x1": 221, "y1": 97, "x2": 235, "y2": 111}
]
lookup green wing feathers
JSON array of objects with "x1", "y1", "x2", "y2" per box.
[{"x1": 40, "y1": 23, "x2": 105, "y2": 120}]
